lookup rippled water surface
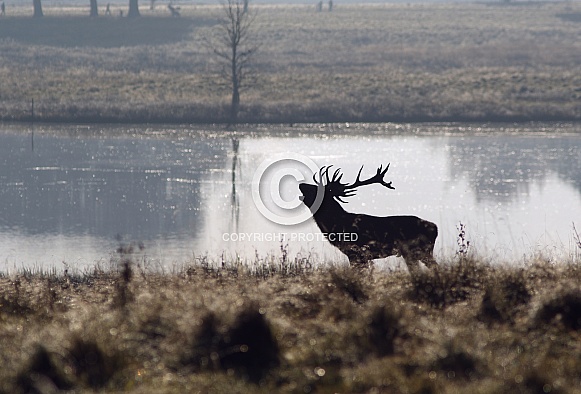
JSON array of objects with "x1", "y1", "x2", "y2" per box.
[{"x1": 1, "y1": 123, "x2": 580, "y2": 271}]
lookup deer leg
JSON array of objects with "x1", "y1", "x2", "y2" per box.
[
  {"x1": 402, "y1": 257, "x2": 421, "y2": 274},
  {"x1": 398, "y1": 244, "x2": 422, "y2": 275},
  {"x1": 347, "y1": 253, "x2": 370, "y2": 268},
  {"x1": 422, "y1": 255, "x2": 438, "y2": 270},
  {"x1": 399, "y1": 238, "x2": 439, "y2": 272},
  {"x1": 420, "y1": 243, "x2": 438, "y2": 270}
]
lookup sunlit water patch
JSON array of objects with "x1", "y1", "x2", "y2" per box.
[{"x1": 0, "y1": 123, "x2": 580, "y2": 272}]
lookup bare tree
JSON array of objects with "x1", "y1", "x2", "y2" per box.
[
  {"x1": 90, "y1": 0, "x2": 99, "y2": 17},
  {"x1": 33, "y1": 0, "x2": 43, "y2": 17},
  {"x1": 210, "y1": 0, "x2": 258, "y2": 123},
  {"x1": 128, "y1": 0, "x2": 140, "y2": 17}
]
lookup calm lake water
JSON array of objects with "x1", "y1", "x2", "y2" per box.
[{"x1": 1, "y1": 122, "x2": 580, "y2": 272}]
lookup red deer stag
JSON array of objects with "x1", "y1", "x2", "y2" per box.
[{"x1": 299, "y1": 165, "x2": 438, "y2": 272}]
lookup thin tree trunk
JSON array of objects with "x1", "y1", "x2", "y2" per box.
[
  {"x1": 90, "y1": 0, "x2": 98, "y2": 17},
  {"x1": 214, "y1": 0, "x2": 256, "y2": 123},
  {"x1": 231, "y1": 85, "x2": 240, "y2": 123},
  {"x1": 33, "y1": 0, "x2": 43, "y2": 17},
  {"x1": 231, "y1": 54, "x2": 240, "y2": 122},
  {"x1": 127, "y1": 0, "x2": 140, "y2": 17}
]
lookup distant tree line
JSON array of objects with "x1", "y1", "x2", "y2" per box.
[{"x1": 32, "y1": 0, "x2": 140, "y2": 18}]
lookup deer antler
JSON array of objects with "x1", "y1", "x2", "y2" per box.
[
  {"x1": 344, "y1": 164, "x2": 395, "y2": 192},
  {"x1": 311, "y1": 164, "x2": 395, "y2": 203},
  {"x1": 313, "y1": 166, "x2": 330, "y2": 186}
]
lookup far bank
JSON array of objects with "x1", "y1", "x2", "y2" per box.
[{"x1": 1, "y1": 3, "x2": 580, "y2": 124}]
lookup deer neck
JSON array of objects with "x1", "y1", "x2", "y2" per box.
[{"x1": 312, "y1": 196, "x2": 350, "y2": 232}]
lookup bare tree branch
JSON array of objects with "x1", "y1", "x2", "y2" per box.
[{"x1": 205, "y1": 0, "x2": 259, "y2": 123}]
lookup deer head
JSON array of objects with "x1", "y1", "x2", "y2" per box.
[{"x1": 299, "y1": 164, "x2": 395, "y2": 211}]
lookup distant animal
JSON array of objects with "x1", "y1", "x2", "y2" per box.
[
  {"x1": 168, "y1": 4, "x2": 180, "y2": 17},
  {"x1": 299, "y1": 165, "x2": 438, "y2": 273}
]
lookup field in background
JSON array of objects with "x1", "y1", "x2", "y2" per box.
[{"x1": 0, "y1": 2, "x2": 580, "y2": 122}]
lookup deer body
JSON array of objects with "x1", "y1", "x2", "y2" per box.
[{"x1": 299, "y1": 165, "x2": 438, "y2": 272}]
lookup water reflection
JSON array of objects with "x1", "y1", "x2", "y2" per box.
[
  {"x1": 230, "y1": 138, "x2": 241, "y2": 234},
  {"x1": 0, "y1": 123, "x2": 580, "y2": 271},
  {"x1": 448, "y1": 135, "x2": 581, "y2": 203},
  {"x1": 0, "y1": 127, "x2": 229, "y2": 268},
  {"x1": 0, "y1": 132, "x2": 227, "y2": 238}
]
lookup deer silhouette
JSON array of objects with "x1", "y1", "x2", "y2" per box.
[{"x1": 299, "y1": 165, "x2": 438, "y2": 272}]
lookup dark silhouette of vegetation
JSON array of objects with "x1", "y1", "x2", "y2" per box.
[
  {"x1": 431, "y1": 342, "x2": 480, "y2": 381},
  {"x1": 574, "y1": 222, "x2": 581, "y2": 250},
  {"x1": 16, "y1": 346, "x2": 73, "y2": 393},
  {"x1": 68, "y1": 338, "x2": 120, "y2": 389},
  {"x1": 183, "y1": 306, "x2": 279, "y2": 383},
  {"x1": 15, "y1": 339, "x2": 123, "y2": 393},
  {"x1": 113, "y1": 238, "x2": 141, "y2": 308},
  {"x1": 535, "y1": 290, "x2": 581, "y2": 331},
  {"x1": 363, "y1": 305, "x2": 401, "y2": 357},
  {"x1": 478, "y1": 272, "x2": 531, "y2": 325},
  {"x1": 330, "y1": 268, "x2": 368, "y2": 304},
  {"x1": 409, "y1": 258, "x2": 484, "y2": 308}
]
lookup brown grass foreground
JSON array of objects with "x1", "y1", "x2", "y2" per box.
[
  {"x1": 1, "y1": 3, "x2": 581, "y2": 123},
  {"x1": 1, "y1": 256, "x2": 581, "y2": 393}
]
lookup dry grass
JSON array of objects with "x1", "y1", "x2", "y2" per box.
[
  {"x1": 1, "y1": 3, "x2": 580, "y2": 122},
  {"x1": 1, "y1": 256, "x2": 581, "y2": 393}
]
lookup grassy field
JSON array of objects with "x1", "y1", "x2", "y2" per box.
[
  {"x1": 1, "y1": 3, "x2": 580, "y2": 123},
  {"x1": 1, "y1": 254, "x2": 581, "y2": 393}
]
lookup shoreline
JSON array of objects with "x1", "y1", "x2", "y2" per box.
[{"x1": 3, "y1": 111, "x2": 581, "y2": 126}]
